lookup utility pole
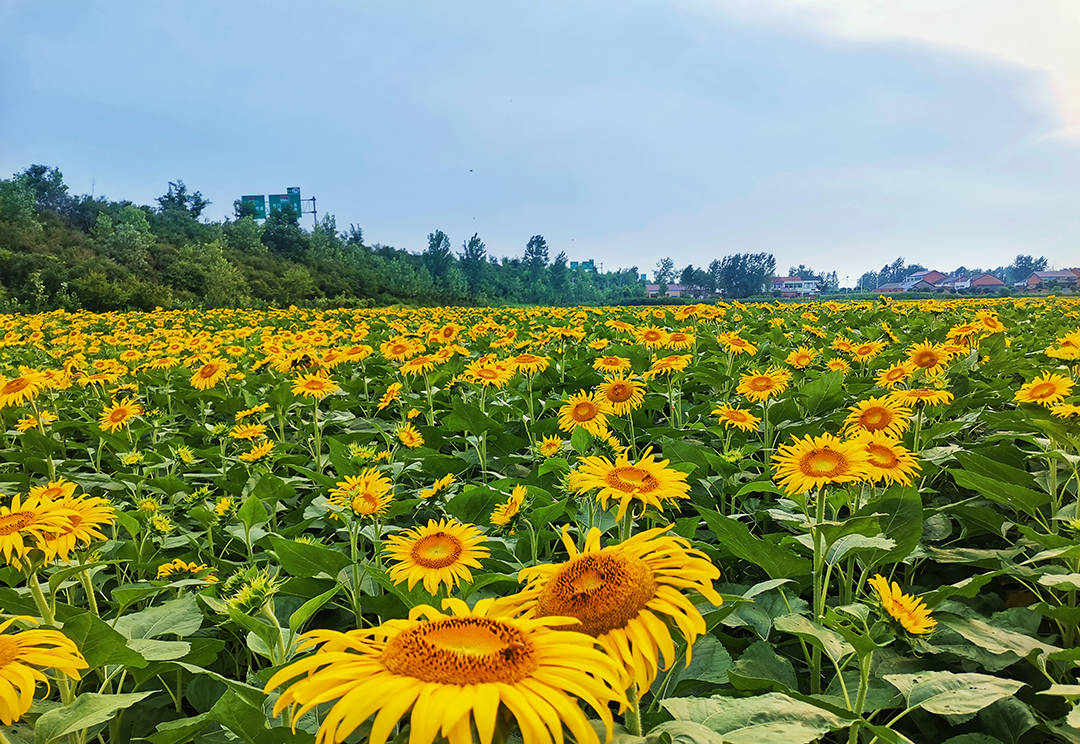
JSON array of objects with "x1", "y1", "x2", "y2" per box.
[{"x1": 301, "y1": 196, "x2": 317, "y2": 228}]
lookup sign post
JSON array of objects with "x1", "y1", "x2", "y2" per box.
[{"x1": 240, "y1": 195, "x2": 266, "y2": 219}]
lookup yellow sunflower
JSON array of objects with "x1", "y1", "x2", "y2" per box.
[
  {"x1": 826, "y1": 359, "x2": 851, "y2": 374},
  {"x1": 889, "y1": 388, "x2": 954, "y2": 407},
  {"x1": 510, "y1": 353, "x2": 550, "y2": 375},
  {"x1": 0, "y1": 494, "x2": 75, "y2": 569},
  {"x1": 239, "y1": 440, "x2": 274, "y2": 462},
  {"x1": 568, "y1": 449, "x2": 690, "y2": 520},
  {"x1": 292, "y1": 372, "x2": 339, "y2": 400},
  {"x1": 0, "y1": 369, "x2": 46, "y2": 409},
  {"x1": 717, "y1": 332, "x2": 757, "y2": 356},
  {"x1": 785, "y1": 345, "x2": 816, "y2": 369},
  {"x1": 851, "y1": 432, "x2": 921, "y2": 486},
  {"x1": 98, "y1": 397, "x2": 144, "y2": 433},
  {"x1": 557, "y1": 390, "x2": 613, "y2": 437},
  {"x1": 712, "y1": 403, "x2": 760, "y2": 432},
  {"x1": 596, "y1": 376, "x2": 645, "y2": 415},
  {"x1": 1014, "y1": 372, "x2": 1074, "y2": 408},
  {"x1": 491, "y1": 485, "x2": 526, "y2": 527},
  {"x1": 538, "y1": 435, "x2": 563, "y2": 457},
  {"x1": 418, "y1": 473, "x2": 456, "y2": 499},
  {"x1": 401, "y1": 354, "x2": 437, "y2": 376},
  {"x1": 377, "y1": 382, "x2": 403, "y2": 411},
  {"x1": 0, "y1": 616, "x2": 88, "y2": 725},
  {"x1": 736, "y1": 368, "x2": 791, "y2": 402},
  {"x1": 1051, "y1": 403, "x2": 1080, "y2": 419},
  {"x1": 229, "y1": 423, "x2": 267, "y2": 440},
  {"x1": 843, "y1": 396, "x2": 912, "y2": 438},
  {"x1": 39, "y1": 494, "x2": 116, "y2": 562},
  {"x1": 868, "y1": 574, "x2": 937, "y2": 635},
  {"x1": 157, "y1": 558, "x2": 218, "y2": 583},
  {"x1": 772, "y1": 433, "x2": 870, "y2": 495},
  {"x1": 28, "y1": 478, "x2": 77, "y2": 502},
  {"x1": 499, "y1": 525, "x2": 722, "y2": 692},
  {"x1": 850, "y1": 341, "x2": 887, "y2": 363},
  {"x1": 643, "y1": 354, "x2": 690, "y2": 380},
  {"x1": 266, "y1": 597, "x2": 625, "y2": 744},
  {"x1": 906, "y1": 340, "x2": 950, "y2": 376},
  {"x1": 329, "y1": 468, "x2": 394, "y2": 518},
  {"x1": 875, "y1": 362, "x2": 914, "y2": 389},
  {"x1": 384, "y1": 519, "x2": 489, "y2": 594},
  {"x1": 396, "y1": 422, "x2": 425, "y2": 448},
  {"x1": 190, "y1": 358, "x2": 231, "y2": 390},
  {"x1": 594, "y1": 355, "x2": 632, "y2": 374}
]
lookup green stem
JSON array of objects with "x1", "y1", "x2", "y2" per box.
[
  {"x1": 810, "y1": 489, "x2": 826, "y2": 694},
  {"x1": 848, "y1": 651, "x2": 874, "y2": 743},
  {"x1": 625, "y1": 685, "x2": 643, "y2": 736}
]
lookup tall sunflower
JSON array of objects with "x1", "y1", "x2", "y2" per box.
[
  {"x1": 98, "y1": 397, "x2": 144, "y2": 433},
  {"x1": 0, "y1": 494, "x2": 76, "y2": 568},
  {"x1": 329, "y1": 468, "x2": 394, "y2": 518},
  {"x1": 711, "y1": 404, "x2": 760, "y2": 432},
  {"x1": 772, "y1": 433, "x2": 870, "y2": 495},
  {"x1": 568, "y1": 449, "x2": 690, "y2": 520},
  {"x1": 292, "y1": 372, "x2": 339, "y2": 400},
  {"x1": 0, "y1": 616, "x2": 88, "y2": 725},
  {"x1": 736, "y1": 368, "x2": 791, "y2": 402},
  {"x1": 596, "y1": 376, "x2": 645, "y2": 415},
  {"x1": 843, "y1": 396, "x2": 912, "y2": 437},
  {"x1": 190, "y1": 358, "x2": 231, "y2": 390},
  {"x1": 1014, "y1": 372, "x2": 1074, "y2": 408},
  {"x1": 851, "y1": 432, "x2": 921, "y2": 486},
  {"x1": 499, "y1": 525, "x2": 722, "y2": 692},
  {"x1": 557, "y1": 391, "x2": 613, "y2": 437},
  {"x1": 906, "y1": 340, "x2": 950, "y2": 376},
  {"x1": 266, "y1": 597, "x2": 625, "y2": 744},
  {"x1": 0, "y1": 369, "x2": 46, "y2": 409},
  {"x1": 384, "y1": 519, "x2": 489, "y2": 594}
]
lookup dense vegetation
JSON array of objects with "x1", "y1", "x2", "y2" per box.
[{"x1": 0, "y1": 165, "x2": 649, "y2": 311}]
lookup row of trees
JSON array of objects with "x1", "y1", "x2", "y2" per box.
[
  {"x1": 855, "y1": 255, "x2": 1052, "y2": 290},
  {"x1": 652, "y1": 254, "x2": 778, "y2": 299},
  {"x1": 0, "y1": 165, "x2": 647, "y2": 311}
]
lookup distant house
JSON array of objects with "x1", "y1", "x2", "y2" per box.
[
  {"x1": 878, "y1": 276, "x2": 935, "y2": 293},
  {"x1": 1019, "y1": 269, "x2": 1080, "y2": 290},
  {"x1": 953, "y1": 273, "x2": 1005, "y2": 292},
  {"x1": 770, "y1": 277, "x2": 820, "y2": 297},
  {"x1": 910, "y1": 269, "x2": 949, "y2": 285},
  {"x1": 645, "y1": 283, "x2": 687, "y2": 298}
]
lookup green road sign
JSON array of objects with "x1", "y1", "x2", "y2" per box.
[
  {"x1": 270, "y1": 187, "x2": 302, "y2": 217},
  {"x1": 240, "y1": 195, "x2": 266, "y2": 219}
]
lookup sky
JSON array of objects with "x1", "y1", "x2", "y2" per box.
[{"x1": 2, "y1": 1, "x2": 1078, "y2": 285}]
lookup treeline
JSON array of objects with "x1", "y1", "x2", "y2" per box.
[
  {"x1": 856, "y1": 256, "x2": 1051, "y2": 290},
  {"x1": 651, "y1": 254, "x2": 778, "y2": 298},
  {"x1": 0, "y1": 165, "x2": 646, "y2": 311}
]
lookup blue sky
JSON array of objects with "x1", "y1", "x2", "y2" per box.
[{"x1": 2, "y1": 1, "x2": 1078, "y2": 284}]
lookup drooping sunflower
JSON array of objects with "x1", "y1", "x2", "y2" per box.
[
  {"x1": 396, "y1": 422, "x2": 425, "y2": 448},
  {"x1": 28, "y1": 478, "x2": 77, "y2": 502},
  {"x1": 384, "y1": 519, "x2": 489, "y2": 594},
  {"x1": 594, "y1": 355, "x2": 632, "y2": 374},
  {"x1": 229, "y1": 423, "x2": 268, "y2": 440},
  {"x1": 400, "y1": 354, "x2": 437, "y2": 377},
  {"x1": 0, "y1": 494, "x2": 76, "y2": 569},
  {"x1": 772, "y1": 433, "x2": 870, "y2": 495},
  {"x1": 851, "y1": 432, "x2": 921, "y2": 486},
  {"x1": 557, "y1": 390, "x2": 613, "y2": 437},
  {"x1": 0, "y1": 616, "x2": 88, "y2": 725},
  {"x1": 875, "y1": 362, "x2": 914, "y2": 389},
  {"x1": 826, "y1": 358, "x2": 851, "y2": 374},
  {"x1": 329, "y1": 468, "x2": 394, "y2": 518},
  {"x1": 889, "y1": 388, "x2": 954, "y2": 407},
  {"x1": 1051, "y1": 403, "x2": 1080, "y2": 419},
  {"x1": 98, "y1": 397, "x2": 144, "y2": 433},
  {"x1": 39, "y1": 494, "x2": 116, "y2": 562},
  {"x1": 717, "y1": 332, "x2": 757, "y2": 356},
  {"x1": 190, "y1": 358, "x2": 231, "y2": 390},
  {"x1": 568, "y1": 449, "x2": 690, "y2": 520},
  {"x1": 292, "y1": 372, "x2": 339, "y2": 400},
  {"x1": 491, "y1": 485, "x2": 526, "y2": 527},
  {"x1": 596, "y1": 376, "x2": 645, "y2": 415},
  {"x1": 642, "y1": 354, "x2": 690, "y2": 380},
  {"x1": 266, "y1": 597, "x2": 625, "y2": 744},
  {"x1": 736, "y1": 368, "x2": 791, "y2": 402},
  {"x1": 1014, "y1": 372, "x2": 1074, "y2": 408},
  {"x1": 906, "y1": 340, "x2": 950, "y2": 376},
  {"x1": 712, "y1": 403, "x2": 760, "y2": 432},
  {"x1": 239, "y1": 440, "x2": 274, "y2": 462},
  {"x1": 157, "y1": 558, "x2": 218, "y2": 583},
  {"x1": 377, "y1": 382, "x2": 403, "y2": 411},
  {"x1": 868, "y1": 574, "x2": 936, "y2": 635},
  {"x1": 499, "y1": 525, "x2": 722, "y2": 692},
  {"x1": 843, "y1": 396, "x2": 912, "y2": 438},
  {"x1": 418, "y1": 473, "x2": 456, "y2": 500}
]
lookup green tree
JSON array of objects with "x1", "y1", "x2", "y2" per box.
[
  {"x1": 654, "y1": 257, "x2": 675, "y2": 284},
  {"x1": 424, "y1": 229, "x2": 454, "y2": 278}
]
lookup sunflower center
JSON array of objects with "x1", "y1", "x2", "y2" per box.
[
  {"x1": 866, "y1": 444, "x2": 899, "y2": 469},
  {"x1": 0, "y1": 512, "x2": 34, "y2": 536},
  {"x1": 643, "y1": 331, "x2": 661, "y2": 342},
  {"x1": 858, "y1": 408, "x2": 889, "y2": 430},
  {"x1": 535, "y1": 552, "x2": 658, "y2": 636},
  {"x1": 198, "y1": 364, "x2": 220, "y2": 378},
  {"x1": 1029, "y1": 382, "x2": 1058, "y2": 399},
  {"x1": 914, "y1": 351, "x2": 939, "y2": 368},
  {"x1": 477, "y1": 368, "x2": 499, "y2": 379},
  {"x1": 1, "y1": 378, "x2": 29, "y2": 395},
  {"x1": 606, "y1": 383, "x2": 633, "y2": 402},
  {"x1": 800, "y1": 448, "x2": 847, "y2": 476},
  {"x1": 747, "y1": 376, "x2": 773, "y2": 391},
  {"x1": 410, "y1": 532, "x2": 463, "y2": 568},
  {"x1": 109, "y1": 408, "x2": 129, "y2": 422},
  {"x1": 572, "y1": 402, "x2": 598, "y2": 421},
  {"x1": 727, "y1": 411, "x2": 748, "y2": 422},
  {"x1": 381, "y1": 616, "x2": 537, "y2": 684},
  {"x1": 604, "y1": 465, "x2": 659, "y2": 493},
  {"x1": 351, "y1": 492, "x2": 380, "y2": 514}
]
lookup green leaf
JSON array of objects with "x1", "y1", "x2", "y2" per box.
[
  {"x1": 728, "y1": 640, "x2": 798, "y2": 692},
  {"x1": 127, "y1": 638, "x2": 191, "y2": 661},
  {"x1": 668, "y1": 635, "x2": 733, "y2": 687},
  {"x1": 571, "y1": 425, "x2": 592, "y2": 453},
  {"x1": 949, "y1": 468, "x2": 1048, "y2": 519},
  {"x1": 938, "y1": 614, "x2": 1060, "y2": 662},
  {"x1": 269, "y1": 536, "x2": 352, "y2": 578},
  {"x1": 824, "y1": 534, "x2": 896, "y2": 565},
  {"x1": 773, "y1": 614, "x2": 854, "y2": 663},
  {"x1": 697, "y1": 507, "x2": 809, "y2": 580},
  {"x1": 34, "y1": 692, "x2": 154, "y2": 744},
  {"x1": 662, "y1": 693, "x2": 847, "y2": 744},
  {"x1": 884, "y1": 671, "x2": 1025, "y2": 715},
  {"x1": 648, "y1": 721, "x2": 727, "y2": 744},
  {"x1": 288, "y1": 585, "x2": 339, "y2": 634},
  {"x1": 237, "y1": 492, "x2": 269, "y2": 530},
  {"x1": 59, "y1": 611, "x2": 147, "y2": 668},
  {"x1": 858, "y1": 485, "x2": 923, "y2": 568},
  {"x1": 113, "y1": 594, "x2": 203, "y2": 639}
]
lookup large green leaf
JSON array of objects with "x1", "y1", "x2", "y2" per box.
[
  {"x1": 59, "y1": 611, "x2": 147, "y2": 668},
  {"x1": 34, "y1": 692, "x2": 154, "y2": 744},
  {"x1": 884, "y1": 671, "x2": 1025, "y2": 715},
  {"x1": 113, "y1": 594, "x2": 203, "y2": 639},
  {"x1": 269, "y1": 536, "x2": 352, "y2": 577},
  {"x1": 662, "y1": 693, "x2": 847, "y2": 744},
  {"x1": 697, "y1": 507, "x2": 809, "y2": 580}
]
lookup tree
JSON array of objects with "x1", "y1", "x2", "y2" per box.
[
  {"x1": 524, "y1": 235, "x2": 549, "y2": 273},
  {"x1": 156, "y1": 179, "x2": 209, "y2": 219},
  {"x1": 550, "y1": 251, "x2": 569, "y2": 300},
  {"x1": 787, "y1": 265, "x2": 820, "y2": 280},
  {"x1": 716, "y1": 253, "x2": 775, "y2": 298},
  {"x1": 1005, "y1": 254, "x2": 1048, "y2": 284},
  {"x1": 261, "y1": 205, "x2": 309, "y2": 261},
  {"x1": 15, "y1": 165, "x2": 71, "y2": 213},
  {"x1": 423, "y1": 229, "x2": 453, "y2": 278},
  {"x1": 654, "y1": 257, "x2": 675, "y2": 284},
  {"x1": 820, "y1": 271, "x2": 839, "y2": 293},
  {"x1": 459, "y1": 233, "x2": 489, "y2": 299},
  {"x1": 857, "y1": 271, "x2": 879, "y2": 290}
]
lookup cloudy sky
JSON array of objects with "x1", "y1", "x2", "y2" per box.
[{"x1": 2, "y1": 1, "x2": 1078, "y2": 284}]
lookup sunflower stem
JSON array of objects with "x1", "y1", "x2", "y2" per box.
[
  {"x1": 810, "y1": 489, "x2": 826, "y2": 695},
  {"x1": 625, "y1": 685, "x2": 643, "y2": 736},
  {"x1": 312, "y1": 400, "x2": 323, "y2": 473}
]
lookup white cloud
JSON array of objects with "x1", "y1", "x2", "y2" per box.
[{"x1": 688, "y1": 0, "x2": 1080, "y2": 137}]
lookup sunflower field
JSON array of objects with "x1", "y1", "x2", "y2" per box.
[{"x1": 1, "y1": 297, "x2": 1080, "y2": 744}]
